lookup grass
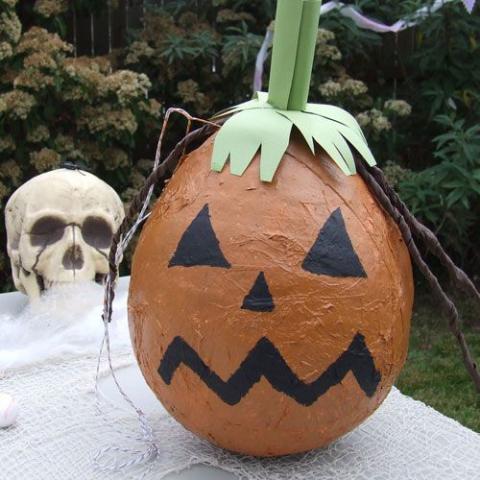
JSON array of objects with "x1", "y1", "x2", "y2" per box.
[{"x1": 396, "y1": 293, "x2": 480, "y2": 433}]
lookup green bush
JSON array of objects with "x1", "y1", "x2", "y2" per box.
[
  {"x1": 0, "y1": 0, "x2": 161, "y2": 291},
  {"x1": 122, "y1": 2, "x2": 406, "y2": 125},
  {"x1": 121, "y1": 1, "x2": 271, "y2": 113},
  {"x1": 399, "y1": 115, "x2": 480, "y2": 262},
  {"x1": 393, "y1": 1, "x2": 480, "y2": 269},
  {"x1": 297, "y1": 0, "x2": 480, "y2": 272}
]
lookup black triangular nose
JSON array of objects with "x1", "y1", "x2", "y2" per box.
[{"x1": 241, "y1": 272, "x2": 275, "y2": 312}]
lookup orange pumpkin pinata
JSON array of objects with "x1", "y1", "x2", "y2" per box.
[{"x1": 128, "y1": 0, "x2": 414, "y2": 457}]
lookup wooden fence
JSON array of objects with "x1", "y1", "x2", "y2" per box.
[
  {"x1": 65, "y1": 1, "x2": 164, "y2": 57},
  {"x1": 63, "y1": 0, "x2": 414, "y2": 85}
]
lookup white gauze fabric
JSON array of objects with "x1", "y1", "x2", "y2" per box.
[
  {"x1": 1, "y1": 279, "x2": 480, "y2": 480},
  {"x1": 0, "y1": 280, "x2": 130, "y2": 370}
]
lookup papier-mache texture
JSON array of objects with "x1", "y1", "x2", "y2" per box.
[{"x1": 129, "y1": 135, "x2": 414, "y2": 456}]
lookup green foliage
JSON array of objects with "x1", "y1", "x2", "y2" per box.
[
  {"x1": 309, "y1": 0, "x2": 480, "y2": 273},
  {"x1": 399, "y1": 114, "x2": 480, "y2": 264},
  {"x1": 123, "y1": 2, "x2": 267, "y2": 114},
  {"x1": 122, "y1": 2, "x2": 403, "y2": 152},
  {"x1": 410, "y1": 2, "x2": 480, "y2": 123},
  {"x1": 222, "y1": 22, "x2": 263, "y2": 74},
  {"x1": 356, "y1": 0, "x2": 427, "y2": 22},
  {"x1": 397, "y1": 293, "x2": 480, "y2": 432},
  {"x1": 0, "y1": 0, "x2": 161, "y2": 291}
]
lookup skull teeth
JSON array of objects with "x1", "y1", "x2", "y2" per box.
[{"x1": 36, "y1": 275, "x2": 45, "y2": 292}]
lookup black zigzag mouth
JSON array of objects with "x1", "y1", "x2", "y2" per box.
[{"x1": 158, "y1": 333, "x2": 382, "y2": 406}]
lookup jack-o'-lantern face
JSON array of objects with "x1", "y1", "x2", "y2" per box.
[
  {"x1": 159, "y1": 203, "x2": 379, "y2": 406},
  {"x1": 129, "y1": 136, "x2": 414, "y2": 457}
]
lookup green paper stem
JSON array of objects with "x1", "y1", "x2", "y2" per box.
[
  {"x1": 268, "y1": 0, "x2": 322, "y2": 111},
  {"x1": 211, "y1": 0, "x2": 376, "y2": 182}
]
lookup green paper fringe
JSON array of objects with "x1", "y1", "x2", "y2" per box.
[{"x1": 212, "y1": 92, "x2": 377, "y2": 182}]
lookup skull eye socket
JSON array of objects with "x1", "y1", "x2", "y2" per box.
[
  {"x1": 30, "y1": 216, "x2": 66, "y2": 246},
  {"x1": 82, "y1": 216, "x2": 113, "y2": 249}
]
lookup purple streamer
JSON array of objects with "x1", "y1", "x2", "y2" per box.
[
  {"x1": 253, "y1": 30, "x2": 274, "y2": 93},
  {"x1": 463, "y1": 0, "x2": 476, "y2": 12},
  {"x1": 253, "y1": 0, "x2": 476, "y2": 93}
]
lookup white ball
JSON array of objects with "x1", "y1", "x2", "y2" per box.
[{"x1": 0, "y1": 393, "x2": 19, "y2": 428}]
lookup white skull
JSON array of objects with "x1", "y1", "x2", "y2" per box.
[{"x1": 5, "y1": 168, "x2": 125, "y2": 299}]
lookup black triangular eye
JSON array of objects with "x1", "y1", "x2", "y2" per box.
[
  {"x1": 302, "y1": 208, "x2": 366, "y2": 278},
  {"x1": 169, "y1": 204, "x2": 231, "y2": 268}
]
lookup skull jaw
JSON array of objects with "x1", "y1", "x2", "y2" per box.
[
  {"x1": 14, "y1": 261, "x2": 108, "y2": 299},
  {"x1": 16, "y1": 267, "x2": 42, "y2": 299},
  {"x1": 14, "y1": 231, "x2": 110, "y2": 300}
]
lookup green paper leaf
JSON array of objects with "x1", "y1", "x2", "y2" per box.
[
  {"x1": 336, "y1": 124, "x2": 376, "y2": 166},
  {"x1": 212, "y1": 109, "x2": 292, "y2": 181},
  {"x1": 279, "y1": 109, "x2": 372, "y2": 174},
  {"x1": 212, "y1": 92, "x2": 271, "y2": 120},
  {"x1": 312, "y1": 121, "x2": 355, "y2": 174},
  {"x1": 305, "y1": 104, "x2": 365, "y2": 139},
  {"x1": 212, "y1": 105, "x2": 376, "y2": 180},
  {"x1": 278, "y1": 110, "x2": 316, "y2": 153}
]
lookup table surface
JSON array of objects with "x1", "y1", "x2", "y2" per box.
[
  {"x1": 2, "y1": 280, "x2": 480, "y2": 480},
  {"x1": 99, "y1": 363, "x2": 236, "y2": 480},
  {"x1": 0, "y1": 281, "x2": 235, "y2": 480}
]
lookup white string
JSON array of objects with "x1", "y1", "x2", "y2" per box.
[
  {"x1": 93, "y1": 210, "x2": 158, "y2": 474},
  {"x1": 93, "y1": 320, "x2": 158, "y2": 476},
  {"x1": 93, "y1": 109, "x2": 218, "y2": 475}
]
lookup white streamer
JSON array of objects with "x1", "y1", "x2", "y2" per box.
[{"x1": 253, "y1": 29, "x2": 274, "y2": 93}]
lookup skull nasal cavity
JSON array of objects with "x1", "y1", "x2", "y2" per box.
[{"x1": 62, "y1": 245, "x2": 84, "y2": 270}]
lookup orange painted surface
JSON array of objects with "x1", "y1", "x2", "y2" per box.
[{"x1": 129, "y1": 135, "x2": 414, "y2": 457}]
